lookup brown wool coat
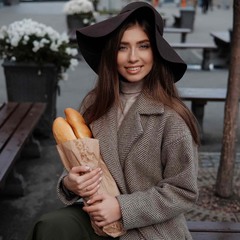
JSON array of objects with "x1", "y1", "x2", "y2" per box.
[{"x1": 58, "y1": 93, "x2": 199, "y2": 240}]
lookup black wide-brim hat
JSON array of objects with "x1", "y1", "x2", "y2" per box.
[{"x1": 76, "y1": 2, "x2": 187, "y2": 82}]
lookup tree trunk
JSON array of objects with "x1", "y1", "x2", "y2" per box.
[{"x1": 216, "y1": 0, "x2": 240, "y2": 198}]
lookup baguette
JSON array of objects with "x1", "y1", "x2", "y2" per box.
[
  {"x1": 64, "y1": 108, "x2": 92, "y2": 139},
  {"x1": 52, "y1": 117, "x2": 77, "y2": 144},
  {"x1": 52, "y1": 108, "x2": 126, "y2": 237}
]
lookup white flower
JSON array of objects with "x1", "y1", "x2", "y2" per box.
[
  {"x1": 63, "y1": 0, "x2": 94, "y2": 15},
  {"x1": 71, "y1": 48, "x2": 79, "y2": 57},
  {"x1": 10, "y1": 37, "x2": 20, "y2": 47},
  {"x1": 50, "y1": 42, "x2": 59, "y2": 52},
  {"x1": 32, "y1": 41, "x2": 41, "y2": 52},
  {"x1": 70, "y1": 58, "x2": 79, "y2": 70},
  {"x1": 59, "y1": 32, "x2": 69, "y2": 44},
  {"x1": 61, "y1": 72, "x2": 69, "y2": 81},
  {"x1": 23, "y1": 35, "x2": 30, "y2": 44},
  {"x1": 0, "y1": 18, "x2": 79, "y2": 81},
  {"x1": 0, "y1": 26, "x2": 7, "y2": 39},
  {"x1": 66, "y1": 48, "x2": 79, "y2": 58},
  {"x1": 40, "y1": 38, "x2": 50, "y2": 45},
  {"x1": 83, "y1": 18, "x2": 89, "y2": 24}
]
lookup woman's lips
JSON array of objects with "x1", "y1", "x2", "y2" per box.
[{"x1": 125, "y1": 66, "x2": 142, "y2": 73}]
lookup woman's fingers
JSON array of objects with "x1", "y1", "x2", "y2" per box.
[
  {"x1": 87, "y1": 193, "x2": 105, "y2": 204},
  {"x1": 70, "y1": 165, "x2": 91, "y2": 175},
  {"x1": 81, "y1": 181, "x2": 101, "y2": 197},
  {"x1": 80, "y1": 168, "x2": 102, "y2": 186},
  {"x1": 79, "y1": 168, "x2": 102, "y2": 186},
  {"x1": 63, "y1": 167, "x2": 102, "y2": 197},
  {"x1": 75, "y1": 168, "x2": 103, "y2": 196}
]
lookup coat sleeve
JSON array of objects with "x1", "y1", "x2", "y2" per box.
[
  {"x1": 116, "y1": 119, "x2": 199, "y2": 230},
  {"x1": 56, "y1": 169, "x2": 80, "y2": 205}
]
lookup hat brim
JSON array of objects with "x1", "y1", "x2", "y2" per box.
[{"x1": 76, "y1": 2, "x2": 187, "y2": 82}]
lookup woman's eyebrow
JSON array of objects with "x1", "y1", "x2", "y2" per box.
[{"x1": 120, "y1": 39, "x2": 150, "y2": 44}]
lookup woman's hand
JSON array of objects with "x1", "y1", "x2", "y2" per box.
[
  {"x1": 82, "y1": 193, "x2": 122, "y2": 227},
  {"x1": 63, "y1": 166, "x2": 102, "y2": 198}
]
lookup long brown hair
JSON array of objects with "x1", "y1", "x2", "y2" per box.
[{"x1": 82, "y1": 15, "x2": 200, "y2": 145}]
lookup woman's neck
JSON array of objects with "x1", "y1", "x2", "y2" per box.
[{"x1": 120, "y1": 79, "x2": 144, "y2": 94}]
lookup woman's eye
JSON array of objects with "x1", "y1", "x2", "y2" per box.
[
  {"x1": 139, "y1": 44, "x2": 150, "y2": 49},
  {"x1": 119, "y1": 45, "x2": 127, "y2": 51}
]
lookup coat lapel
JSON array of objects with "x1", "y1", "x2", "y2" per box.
[
  {"x1": 117, "y1": 100, "x2": 143, "y2": 165},
  {"x1": 118, "y1": 94, "x2": 164, "y2": 166}
]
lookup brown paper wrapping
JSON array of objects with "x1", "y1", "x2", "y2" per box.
[{"x1": 56, "y1": 138, "x2": 126, "y2": 238}]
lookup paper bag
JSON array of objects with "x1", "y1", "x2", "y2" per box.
[{"x1": 56, "y1": 138, "x2": 126, "y2": 238}]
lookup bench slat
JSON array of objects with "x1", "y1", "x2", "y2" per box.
[
  {"x1": 211, "y1": 31, "x2": 230, "y2": 44},
  {"x1": 17, "y1": 102, "x2": 46, "y2": 140},
  {"x1": 178, "y1": 87, "x2": 227, "y2": 101},
  {"x1": 191, "y1": 232, "x2": 240, "y2": 240},
  {"x1": 0, "y1": 102, "x2": 18, "y2": 127},
  {"x1": 164, "y1": 27, "x2": 191, "y2": 33},
  {"x1": 170, "y1": 42, "x2": 217, "y2": 49},
  {"x1": 0, "y1": 102, "x2": 46, "y2": 183},
  {"x1": 0, "y1": 103, "x2": 32, "y2": 151},
  {"x1": 170, "y1": 43, "x2": 217, "y2": 70},
  {"x1": 187, "y1": 221, "x2": 240, "y2": 233},
  {"x1": 0, "y1": 102, "x2": 6, "y2": 110}
]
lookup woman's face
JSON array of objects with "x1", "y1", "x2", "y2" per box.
[{"x1": 117, "y1": 24, "x2": 153, "y2": 83}]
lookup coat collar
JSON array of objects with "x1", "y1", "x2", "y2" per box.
[
  {"x1": 136, "y1": 93, "x2": 164, "y2": 115},
  {"x1": 90, "y1": 93, "x2": 164, "y2": 193}
]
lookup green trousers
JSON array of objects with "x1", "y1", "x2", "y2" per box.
[{"x1": 26, "y1": 204, "x2": 119, "y2": 240}]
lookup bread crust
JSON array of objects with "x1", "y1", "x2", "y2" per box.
[
  {"x1": 64, "y1": 108, "x2": 92, "y2": 139},
  {"x1": 52, "y1": 117, "x2": 77, "y2": 144}
]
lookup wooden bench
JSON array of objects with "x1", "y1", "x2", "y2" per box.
[
  {"x1": 0, "y1": 102, "x2": 46, "y2": 196},
  {"x1": 211, "y1": 31, "x2": 230, "y2": 44},
  {"x1": 164, "y1": 27, "x2": 191, "y2": 43},
  {"x1": 188, "y1": 221, "x2": 240, "y2": 240},
  {"x1": 210, "y1": 31, "x2": 231, "y2": 68},
  {"x1": 170, "y1": 42, "x2": 217, "y2": 70},
  {"x1": 178, "y1": 87, "x2": 227, "y2": 141}
]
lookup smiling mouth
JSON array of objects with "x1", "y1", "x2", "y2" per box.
[{"x1": 126, "y1": 66, "x2": 142, "y2": 72}]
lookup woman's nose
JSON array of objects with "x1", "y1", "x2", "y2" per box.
[{"x1": 128, "y1": 48, "x2": 138, "y2": 62}]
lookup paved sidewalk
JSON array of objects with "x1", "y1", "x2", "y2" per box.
[
  {"x1": 0, "y1": 2, "x2": 239, "y2": 240},
  {"x1": 186, "y1": 152, "x2": 240, "y2": 223}
]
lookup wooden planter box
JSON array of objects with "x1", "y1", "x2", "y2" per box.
[{"x1": 2, "y1": 61, "x2": 59, "y2": 137}]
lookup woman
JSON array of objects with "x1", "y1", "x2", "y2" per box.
[{"x1": 26, "y1": 2, "x2": 199, "y2": 240}]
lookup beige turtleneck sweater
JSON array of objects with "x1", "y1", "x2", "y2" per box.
[{"x1": 117, "y1": 80, "x2": 144, "y2": 129}]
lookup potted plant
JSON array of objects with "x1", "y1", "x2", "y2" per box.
[
  {"x1": 63, "y1": 0, "x2": 97, "y2": 42},
  {"x1": 0, "y1": 18, "x2": 79, "y2": 137}
]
